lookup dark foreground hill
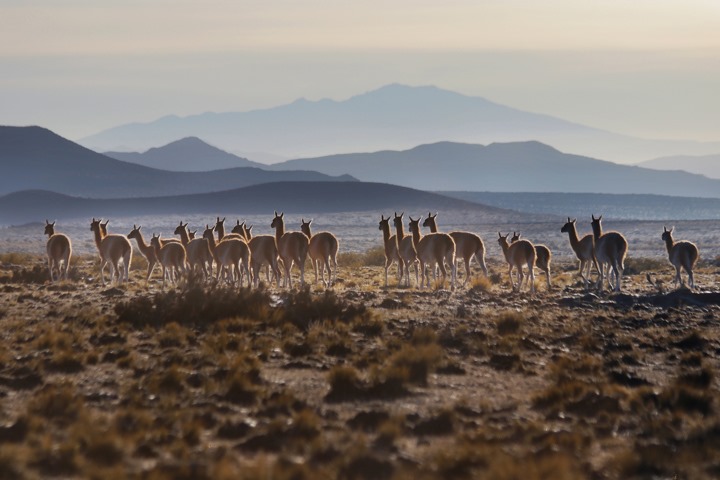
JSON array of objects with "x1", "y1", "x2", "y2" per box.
[
  {"x1": 0, "y1": 126, "x2": 354, "y2": 198},
  {"x1": 0, "y1": 182, "x2": 536, "y2": 226},
  {"x1": 271, "y1": 141, "x2": 720, "y2": 197}
]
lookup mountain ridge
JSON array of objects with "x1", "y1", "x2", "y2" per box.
[
  {"x1": 637, "y1": 154, "x2": 720, "y2": 180},
  {"x1": 104, "y1": 136, "x2": 267, "y2": 171},
  {"x1": 0, "y1": 126, "x2": 356, "y2": 198},
  {"x1": 269, "y1": 140, "x2": 720, "y2": 197},
  {"x1": 79, "y1": 84, "x2": 720, "y2": 162}
]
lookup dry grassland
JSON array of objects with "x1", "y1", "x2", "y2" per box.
[{"x1": 0, "y1": 251, "x2": 719, "y2": 479}]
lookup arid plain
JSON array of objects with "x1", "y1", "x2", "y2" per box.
[{"x1": 0, "y1": 213, "x2": 719, "y2": 479}]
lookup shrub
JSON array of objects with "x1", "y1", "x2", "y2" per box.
[
  {"x1": 114, "y1": 278, "x2": 274, "y2": 328},
  {"x1": 496, "y1": 312, "x2": 524, "y2": 336},
  {"x1": 278, "y1": 287, "x2": 373, "y2": 332},
  {"x1": 27, "y1": 383, "x2": 84, "y2": 425}
]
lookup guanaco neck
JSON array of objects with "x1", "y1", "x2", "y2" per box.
[
  {"x1": 394, "y1": 219, "x2": 407, "y2": 241},
  {"x1": 380, "y1": 222, "x2": 392, "y2": 244},
  {"x1": 274, "y1": 219, "x2": 285, "y2": 244},
  {"x1": 301, "y1": 224, "x2": 313, "y2": 239},
  {"x1": 498, "y1": 239, "x2": 511, "y2": 262},
  {"x1": 92, "y1": 225, "x2": 103, "y2": 250},
  {"x1": 566, "y1": 224, "x2": 582, "y2": 252},
  {"x1": 216, "y1": 222, "x2": 226, "y2": 241},
  {"x1": 177, "y1": 227, "x2": 191, "y2": 246},
  {"x1": 409, "y1": 223, "x2": 421, "y2": 249},
  {"x1": 132, "y1": 231, "x2": 152, "y2": 254},
  {"x1": 204, "y1": 233, "x2": 218, "y2": 261},
  {"x1": 151, "y1": 239, "x2": 162, "y2": 257},
  {"x1": 664, "y1": 235, "x2": 675, "y2": 255}
]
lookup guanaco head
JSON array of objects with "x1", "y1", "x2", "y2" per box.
[
  {"x1": 392, "y1": 212, "x2": 404, "y2": 230},
  {"x1": 215, "y1": 216, "x2": 226, "y2": 232},
  {"x1": 90, "y1": 218, "x2": 101, "y2": 233},
  {"x1": 560, "y1": 217, "x2": 577, "y2": 233},
  {"x1": 407, "y1": 216, "x2": 421, "y2": 235},
  {"x1": 188, "y1": 230, "x2": 197, "y2": 240},
  {"x1": 173, "y1": 221, "x2": 189, "y2": 236},
  {"x1": 590, "y1": 214, "x2": 603, "y2": 237},
  {"x1": 379, "y1": 215, "x2": 390, "y2": 232},
  {"x1": 662, "y1": 226, "x2": 675, "y2": 243},
  {"x1": 44, "y1": 219, "x2": 55, "y2": 237},
  {"x1": 300, "y1": 218, "x2": 312, "y2": 238},
  {"x1": 127, "y1": 224, "x2": 142, "y2": 240},
  {"x1": 422, "y1": 212, "x2": 437, "y2": 229},
  {"x1": 510, "y1": 232, "x2": 521, "y2": 243},
  {"x1": 497, "y1": 232, "x2": 510, "y2": 251},
  {"x1": 150, "y1": 233, "x2": 162, "y2": 250},
  {"x1": 271, "y1": 211, "x2": 284, "y2": 229},
  {"x1": 231, "y1": 220, "x2": 245, "y2": 235},
  {"x1": 100, "y1": 220, "x2": 109, "y2": 237},
  {"x1": 202, "y1": 224, "x2": 215, "y2": 240}
]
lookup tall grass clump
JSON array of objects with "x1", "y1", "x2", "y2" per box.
[
  {"x1": 114, "y1": 273, "x2": 274, "y2": 328},
  {"x1": 278, "y1": 287, "x2": 374, "y2": 332}
]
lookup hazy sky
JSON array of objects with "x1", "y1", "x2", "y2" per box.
[{"x1": 1, "y1": 0, "x2": 719, "y2": 143}]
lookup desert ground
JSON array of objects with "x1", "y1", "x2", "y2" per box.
[{"x1": 0, "y1": 214, "x2": 719, "y2": 479}]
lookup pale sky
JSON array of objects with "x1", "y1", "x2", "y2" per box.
[{"x1": 1, "y1": 0, "x2": 719, "y2": 142}]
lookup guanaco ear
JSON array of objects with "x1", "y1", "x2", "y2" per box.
[
  {"x1": 572, "y1": 218, "x2": 577, "y2": 223},
  {"x1": 599, "y1": 215, "x2": 603, "y2": 221},
  {"x1": 670, "y1": 226, "x2": 674, "y2": 233},
  {"x1": 206, "y1": 224, "x2": 210, "y2": 229},
  {"x1": 498, "y1": 232, "x2": 502, "y2": 238},
  {"x1": 247, "y1": 225, "x2": 253, "y2": 231},
  {"x1": 309, "y1": 219, "x2": 313, "y2": 224},
  {"x1": 663, "y1": 225, "x2": 667, "y2": 232},
  {"x1": 190, "y1": 230, "x2": 197, "y2": 235},
  {"x1": 427, "y1": 211, "x2": 432, "y2": 218},
  {"x1": 280, "y1": 212, "x2": 284, "y2": 218},
  {"x1": 52, "y1": 220, "x2": 56, "y2": 226},
  {"x1": 380, "y1": 215, "x2": 386, "y2": 221},
  {"x1": 591, "y1": 214, "x2": 597, "y2": 221},
  {"x1": 45, "y1": 219, "x2": 49, "y2": 225},
  {"x1": 102, "y1": 220, "x2": 109, "y2": 226},
  {"x1": 433, "y1": 212, "x2": 438, "y2": 218}
]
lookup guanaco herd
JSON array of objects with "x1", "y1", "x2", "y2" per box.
[{"x1": 42, "y1": 212, "x2": 700, "y2": 293}]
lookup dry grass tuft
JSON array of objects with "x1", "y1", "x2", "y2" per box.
[{"x1": 495, "y1": 311, "x2": 524, "y2": 336}]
